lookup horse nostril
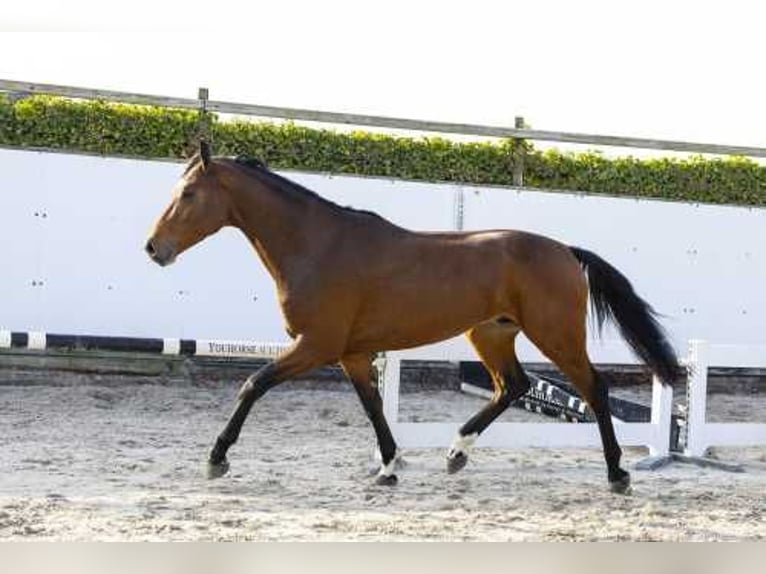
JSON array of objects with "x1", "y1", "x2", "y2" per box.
[{"x1": 145, "y1": 240, "x2": 157, "y2": 257}]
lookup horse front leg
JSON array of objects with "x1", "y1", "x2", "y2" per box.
[
  {"x1": 340, "y1": 353, "x2": 400, "y2": 486},
  {"x1": 207, "y1": 336, "x2": 329, "y2": 478}
]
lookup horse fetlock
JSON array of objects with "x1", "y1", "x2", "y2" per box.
[
  {"x1": 608, "y1": 469, "x2": 631, "y2": 495},
  {"x1": 206, "y1": 458, "x2": 230, "y2": 480},
  {"x1": 446, "y1": 432, "x2": 477, "y2": 474},
  {"x1": 451, "y1": 432, "x2": 478, "y2": 451},
  {"x1": 375, "y1": 456, "x2": 399, "y2": 486},
  {"x1": 210, "y1": 437, "x2": 231, "y2": 464},
  {"x1": 207, "y1": 437, "x2": 231, "y2": 479}
]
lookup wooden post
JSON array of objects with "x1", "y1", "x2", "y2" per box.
[
  {"x1": 197, "y1": 87, "x2": 211, "y2": 142},
  {"x1": 512, "y1": 116, "x2": 525, "y2": 187},
  {"x1": 7, "y1": 91, "x2": 30, "y2": 104},
  {"x1": 453, "y1": 188, "x2": 465, "y2": 231}
]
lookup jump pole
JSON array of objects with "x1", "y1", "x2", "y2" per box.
[{"x1": 0, "y1": 330, "x2": 290, "y2": 360}]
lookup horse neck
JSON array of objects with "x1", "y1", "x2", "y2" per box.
[{"x1": 223, "y1": 165, "x2": 333, "y2": 286}]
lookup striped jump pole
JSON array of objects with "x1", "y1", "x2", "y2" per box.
[{"x1": 0, "y1": 330, "x2": 291, "y2": 360}]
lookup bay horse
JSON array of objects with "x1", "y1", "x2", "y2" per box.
[{"x1": 145, "y1": 141, "x2": 679, "y2": 494}]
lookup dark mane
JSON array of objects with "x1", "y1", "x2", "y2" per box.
[{"x1": 233, "y1": 156, "x2": 386, "y2": 221}]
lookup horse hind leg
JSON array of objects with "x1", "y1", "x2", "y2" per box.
[
  {"x1": 522, "y1": 316, "x2": 631, "y2": 494},
  {"x1": 553, "y1": 353, "x2": 630, "y2": 494},
  {"x1": 447, "y1": 319, "x2": 531, "y2": 474},
  {"x1": 586, "y1": 367, "x2": 631, "y2": 493}
]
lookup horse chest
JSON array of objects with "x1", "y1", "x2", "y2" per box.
[{"x1": 277, "y1": 289, "x2": 349, "y2": 336}]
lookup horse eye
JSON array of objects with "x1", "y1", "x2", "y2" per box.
[{"x1": 181, "y1": 190, "x2": 195, "y2": 200}]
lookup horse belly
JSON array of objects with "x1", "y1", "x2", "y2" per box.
[{"x1": 347, "y1": 278, "x2": 503, "y2": 352}]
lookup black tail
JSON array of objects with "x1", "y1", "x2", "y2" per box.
[{"x1": 570, "y1": 247, "x2": 680, "y2": 384}]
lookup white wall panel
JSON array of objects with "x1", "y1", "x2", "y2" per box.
[
  {"x1": 462, "y1": 186, "x2": 766, "y2": 361},
  {"x1": 0, "y1": 149, "x2": 454, "y2": 342},
  {"x1": 2, "y1": 148, "x2": 765, "y2": 364}
]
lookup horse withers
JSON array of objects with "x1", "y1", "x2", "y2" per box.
[{"x1": 145, "y1": 141, "x2": 680, "y2": 494}]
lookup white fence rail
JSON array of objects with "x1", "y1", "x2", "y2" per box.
[
  {"x1": 379, "y1": 339, "x2": 765, "y2": 460},
  {"x1": 3, "y1": 326, "x2": 763, "y2": 460},
  {"x1": 684, "y1": 340, "x2": 766, "y2": 456},
  {"x1": 379, "y1": 340, "x2": 674, "y2": 457}
]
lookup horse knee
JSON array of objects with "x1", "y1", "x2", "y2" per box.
[
  {"x1": 237, "y1": 377, "x2": 256, "y2": 401},
  {"x1": 237, "y1": 364, "x2": 279, "y2": 401}
]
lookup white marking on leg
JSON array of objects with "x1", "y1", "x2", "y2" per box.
[
  {"x1": 377, "y1": 449, "x2": 399, "y2": 477},
  {"x1": 377, "y1": 458, "x2": 396, "y2": 478},
  {"x1": 448, "y1": 432, "x2": 478, "y2": 457}
]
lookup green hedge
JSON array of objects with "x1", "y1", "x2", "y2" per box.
[{"x1": 2, "y1": 94, "x2": 765, "y2": 206}]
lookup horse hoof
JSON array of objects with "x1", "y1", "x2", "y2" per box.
[
  {"x1": 375, "y1": 473, "x2": 398, "y2": 486},
  {"x1": 609, "y1": 474, "x2": 632, "y2": 495},
  {"x1": 206, "y1": 458, "x2": 230, "y2": 480},
  {"x1": 446, "y1": 451, "x2": 468, "y2": 474}
]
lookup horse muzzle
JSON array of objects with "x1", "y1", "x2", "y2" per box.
[{"x1": 145, "y1": 238, "x2": 177, "y2": 267}]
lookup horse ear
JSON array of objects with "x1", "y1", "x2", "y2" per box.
[{"x1": 199, "y1": 140, "x2": 211, "y2": 170}]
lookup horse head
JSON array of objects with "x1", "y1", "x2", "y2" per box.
[{"x1": 145, "y1": 140, "x2": 232, "y2": 266}]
